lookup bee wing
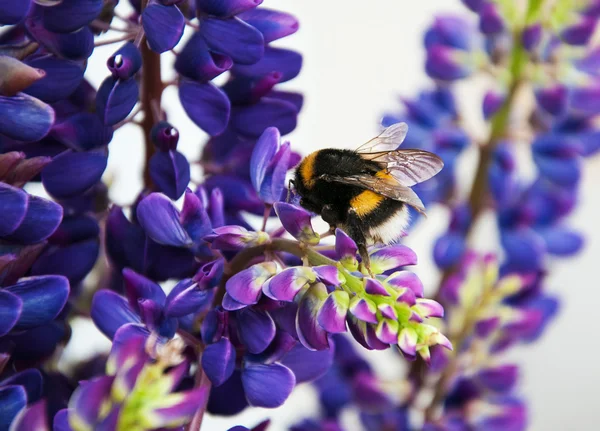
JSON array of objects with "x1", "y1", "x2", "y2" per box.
[
  {"x1": 360, "y1": 149, "x2": 444, "y2": 187},
  {"x1": 320, "y1": 173, "x2": 426, "y2": 213},
  {"x1": 355, "y1": 122, "x2": 409, "y2": 153}
]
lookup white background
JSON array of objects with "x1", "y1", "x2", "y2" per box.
[{"x1": 77, "y1": 1, "x2": 600, "y2": 430}]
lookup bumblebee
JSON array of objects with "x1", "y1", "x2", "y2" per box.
[{"x1": 291, "y1": 123, "x2": 443, "y2": 273}]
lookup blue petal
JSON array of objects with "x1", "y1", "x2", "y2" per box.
[
  {"x1": 206, "y1": 370, "x2": 248, "y2": 415},
  {"x1": 5, "y1": 275, "x2": 69, "y2": 330},
  {"x1": 201, "y1": 337, "x2": 236, "y2": 386},
  {"x1": 91, "y1": 289, "x2": 141, "y2": 339},
  {"x1": 236, "y1": 308, "x2": 276, "y2": 354},
  {"x1": 537, "y1": 226, "x2": 583, "y2": 256},
  {"x1": 0, "y1": 369, "x2": 43, "y2": 403},
  {"x1": 7, "y1": 320, "x2": 67, "y2": 361},
  {"x1": 122, "y1": 268, "x2": 166, "y2": 310},
  {"x1": 142, "y1": 3, "x2": 185, "y2": 53},
  {"x1": 96, "y1": 76, "x2": 139, "y2": 126},
  {"x1": 149, "y1": 150, "x2": 190, "y2": 200},
  {"x1": 30, "y1": 239, "x2": 99, "y2": 284},
  {"x1": 0, "y1": 93, "x2": 54, "y2": 142},
  {"x1": 232, "y1": 47, "x2": 301, "y2": 82},
  {"x1": 241, "y1": 363, "x2": 295, "y2": 408},
  {"x1": 51, "y1": 113, "x2": 113, "y2": 151},
  {"x1": 26, "y1": 16, "x2": 94, "y2": 60},
  {"x1": 0, "y1": 183, "x2": 28, "y2": 236},
  {"x1": 0, "y1": 290, "x2": 22, "y2": 336},
  {"x1": 42, "y1": 0, "x2": 103, "y2": 33},
  {"x1": 0, "y1": 0, "x2": 31, "y2": 25},
  {"x1": 280, "y1": 342, "x2": 334, "y2": 383},
  {"x1": 42, "y1": 151, "x2": 108, "y2": 198},
  {"x1": 201, "y1": 17, "x2": 264, "y2": 65},
  {"x1": 203, "y1": 175, "x2": 264, "y2": 214},
  {"x1": 176, "y1": 32, "x2": 233, "y2": 81},
  {"x1": 231, "y1": 98, "x2": 297, "y2": 138},
  {"x1": 179, "y1": 80, "x2": 230, "y2": 136},
  {"x1": 501, "y1": 229, "x2": 545, "y2": 272},
  {"x1": 164, "y1": 278, "x2": 212, "y2": 317},
  {"x1": 180, "y1": 190, "x2": 212, "y2": 249},
  {"x1": 250, "y1": 127, "x2": 279, "y2": 192},
  {"x1": 534, "y1": 154, "x2": 581, "y2": 187},
  {"x1": 8, "y1": 399, "x2": 49, "y2": 431},
  {"x1": 239, "y1": 8, "x2": 299, "y2": 43},
  {"x1": 136, "y1": 193, "x2": 192, "y2": 247},
  {"x1": 433, "y1": 232, "x2": 466, "y2": 269},
  {"x1": 24, "y1": 56, "x2": 84, "y2": 103},
  {"x1": 52, "y1": 409, "x2": 72, "y2": 431},
  {"x1": 196, "y1": 0, "x2": 262, "y2": 17},
  {"x1": 3, "y1": 195, "x2": 62, "y2": 244},
  {"x1": 0, "y1": 386, "x2": 27, "y2": 431},
  {"x1": 107, "y1": 42, "x2": 142, "y2": 80}
]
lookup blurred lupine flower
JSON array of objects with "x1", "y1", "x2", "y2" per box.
[
  {"x1": 424, "y1": 15, "x2": 479, "y2": 81},
  {"x1": 56, "y1": 326, "x2": 208, "y2": 431},
  {"x1": 420, "y1": 252, "x2": 557, "y2": 429},
  {"x1": 382, "y1": 87, "x2": 470, "y2": 210}
]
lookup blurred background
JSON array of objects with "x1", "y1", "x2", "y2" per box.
[{"x1": 77, "y1": 1, "x2": 600, "y2": 429}]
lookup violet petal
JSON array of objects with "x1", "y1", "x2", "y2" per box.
[
  {"x1": 96, "y1": 76, "x2": 139, "y2": 126},
  {"x1": 0, "y1": 183, "x2": 27, "y2": 237},
  {"x1": 201, "y1": 17, "x2": 264, "y2": 65},
  {"x1": 280, "y1": 341, "x2": 334, "y2": 383},
  {"x1": 237, "y1": 308, "x2": 276, "y2": 354},
  {"x1": 239, "y1": 8, "x2": 299, "y2": 43},
  {"x1": 1, "y1": 194, "x2": 62, "y2": 245},
  {"x1": 317, "y1": 290, "x2": 349, "y2": 334},
  {"x1": 24, "y1": 56, "x2": 83, "y2": 103},
  {"x1": 226, "y1": 262, "x2": 277, "y2": 305},
  {"x1": 41, "y1": 0, "x2": 103, "y2": 33},
  {"x1": 91, "y1": 289, "x2": 141, "y2": 339},
  {"x1": 149, "y1": 150, "x2": 191, "y2": 200},
  {"x1": 241, "y1": 363, "x2": 295, "y2": 408},
  {"x1": 0, "y1": 385, "x2": 27, "y2": 430},
  {"x1": 196, "y1": 0, "x2": 262, "y2": 17},
  {"x1": 5, "y1": 275, "x2": 69, "y2": 330},
  {"x1": 136, "y1": 192, "x2": 192, "y2": 247},
  {"x1": 232, "y1": 47, "x2": 302, "y2": 83},
  {"x1": 296, "y1": 282, "x2": 329, "y2": 350},
  {"x1": 0, "y1": 93, "x2": 54, "y2": 142},
  {"x1": 179, "y1": 79, "x2": 230, "y2": 136},
  {"x1": 0, "y1": 290, "x2": 22, "y2": 336},
  {"x1": 202, "y1": 337, "x2": 236, "y2": 386},
  {"x1": 142, "y1": 3, "x2": 185, "y2": 53},
  {"x1": 231, "y1": 97, "x2": 297, "y2": 138},
  {"x1": 42, "y1": 151, "x2": 107, "y2": 199},
  {"x1": 164, "y1": 279, "x2": 212, "y2": 317}
]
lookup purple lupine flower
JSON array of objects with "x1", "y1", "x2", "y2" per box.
[
  {"x1": 56, "y1": 326, "x2": 208, "y2": 430},
  {"x1": 382, "y1": 87, "x2": 470, "y2": 211},
  {"x1": 250, "y1": 127, "x2": 292, "y2": 205}
]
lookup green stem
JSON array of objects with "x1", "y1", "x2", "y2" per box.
[{"x1": 408, "y1": 2, "x2": 536, "y2": 419}]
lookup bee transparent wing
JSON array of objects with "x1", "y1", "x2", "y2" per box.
[
  {"x1": 361, "y1": 149, "x2": 444, "y2": 187},
  {"x1": 355, "y1": 122, "x2": 409, "y2": 154},
  {"x1": 320, "y1": 173, "x2": 426, "y2": 213}
]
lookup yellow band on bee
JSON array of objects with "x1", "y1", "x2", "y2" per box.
[
  {"x1": 350, "y1": 190, "x2": 384, "y2": 217},
  {"x1": 300, "y1": 152, "x2": 317, "y2": 188}
]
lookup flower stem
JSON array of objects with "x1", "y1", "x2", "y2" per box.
[
  {"x1": 140, "y1": 0, "x2": 162, "y2": 190},
  {"x1": 406, "y1": 12, "x2": 531, "y2": 420}
]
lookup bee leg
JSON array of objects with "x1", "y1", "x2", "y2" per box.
[{"x1": 346, "y1": 210, "x2": 373, "y2": 277}]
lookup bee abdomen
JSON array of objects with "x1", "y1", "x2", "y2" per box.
[{"x1": 350, "y1": 190, "x2": 384, "y2": 217}]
